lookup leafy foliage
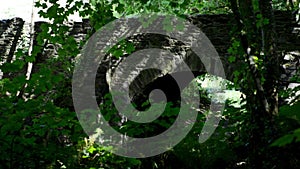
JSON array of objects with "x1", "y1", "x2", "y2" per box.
[{"x1": 0, "y1": 0, "x2": 299, "y2": 169}]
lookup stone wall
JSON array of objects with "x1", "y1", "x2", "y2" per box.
[
  {"x1": 0, "y1": 11, "x2": 299, "y2": 103},
  {"x1": 0, "y1": 18, "x2": 25, "y2": 79}
]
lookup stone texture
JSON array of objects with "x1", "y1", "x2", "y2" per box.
[{"x1": 0, "y1": 11, "x2": 299, "y2": 104}]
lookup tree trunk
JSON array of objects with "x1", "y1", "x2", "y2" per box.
[
  {"x1": 229, "y1": 0, "x2": 280, "y2": 168},
  {"x1": 259, "y1": 0, "x2": 280, "y2": 116}
]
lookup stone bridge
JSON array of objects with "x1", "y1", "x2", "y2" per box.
[{"x1": 0, "y1": 11, "x2": 299, "y2": 105}]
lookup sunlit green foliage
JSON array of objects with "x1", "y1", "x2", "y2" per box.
[{"x1": 0, "y1": 0, "x2": 299, "y2": 168}]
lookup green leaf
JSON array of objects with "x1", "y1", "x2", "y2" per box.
[
  {"x1": 232, "y1": 40, "x2": 240, "y2": 48},
  {"x1": 88, "y1": 146, "x2": 97, "y2": 153},
  {"x1": 228, "y1": 56, "x2": 236, "y2": 63},
  {"x1": 271, "y1": 134, "x2": 294, "y2": 147},
  {"x1": 233, "y1": 70, "x2": 240, "y2": 77},
  {"x1": 47, "y1": 4, "x2": 59, "y2": 18},
  {"x1": 263, "y1": 18, "x2": 269, "y2": 25},
  {"x1": 112, "y1": 49, "x2": 123, "y2": 58},
  {"x1": 294, "y1": 128, "x2": 300, "y2": 142},
  {"x1": 279, "y1": 101, "x2": 300, "y2": 122},
  {"x1": 256, "y1": 13, "x2": 262, "y2": 19},
  {"x1": 125, "y1": 43, "x2": 135, "y2": 54}
]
